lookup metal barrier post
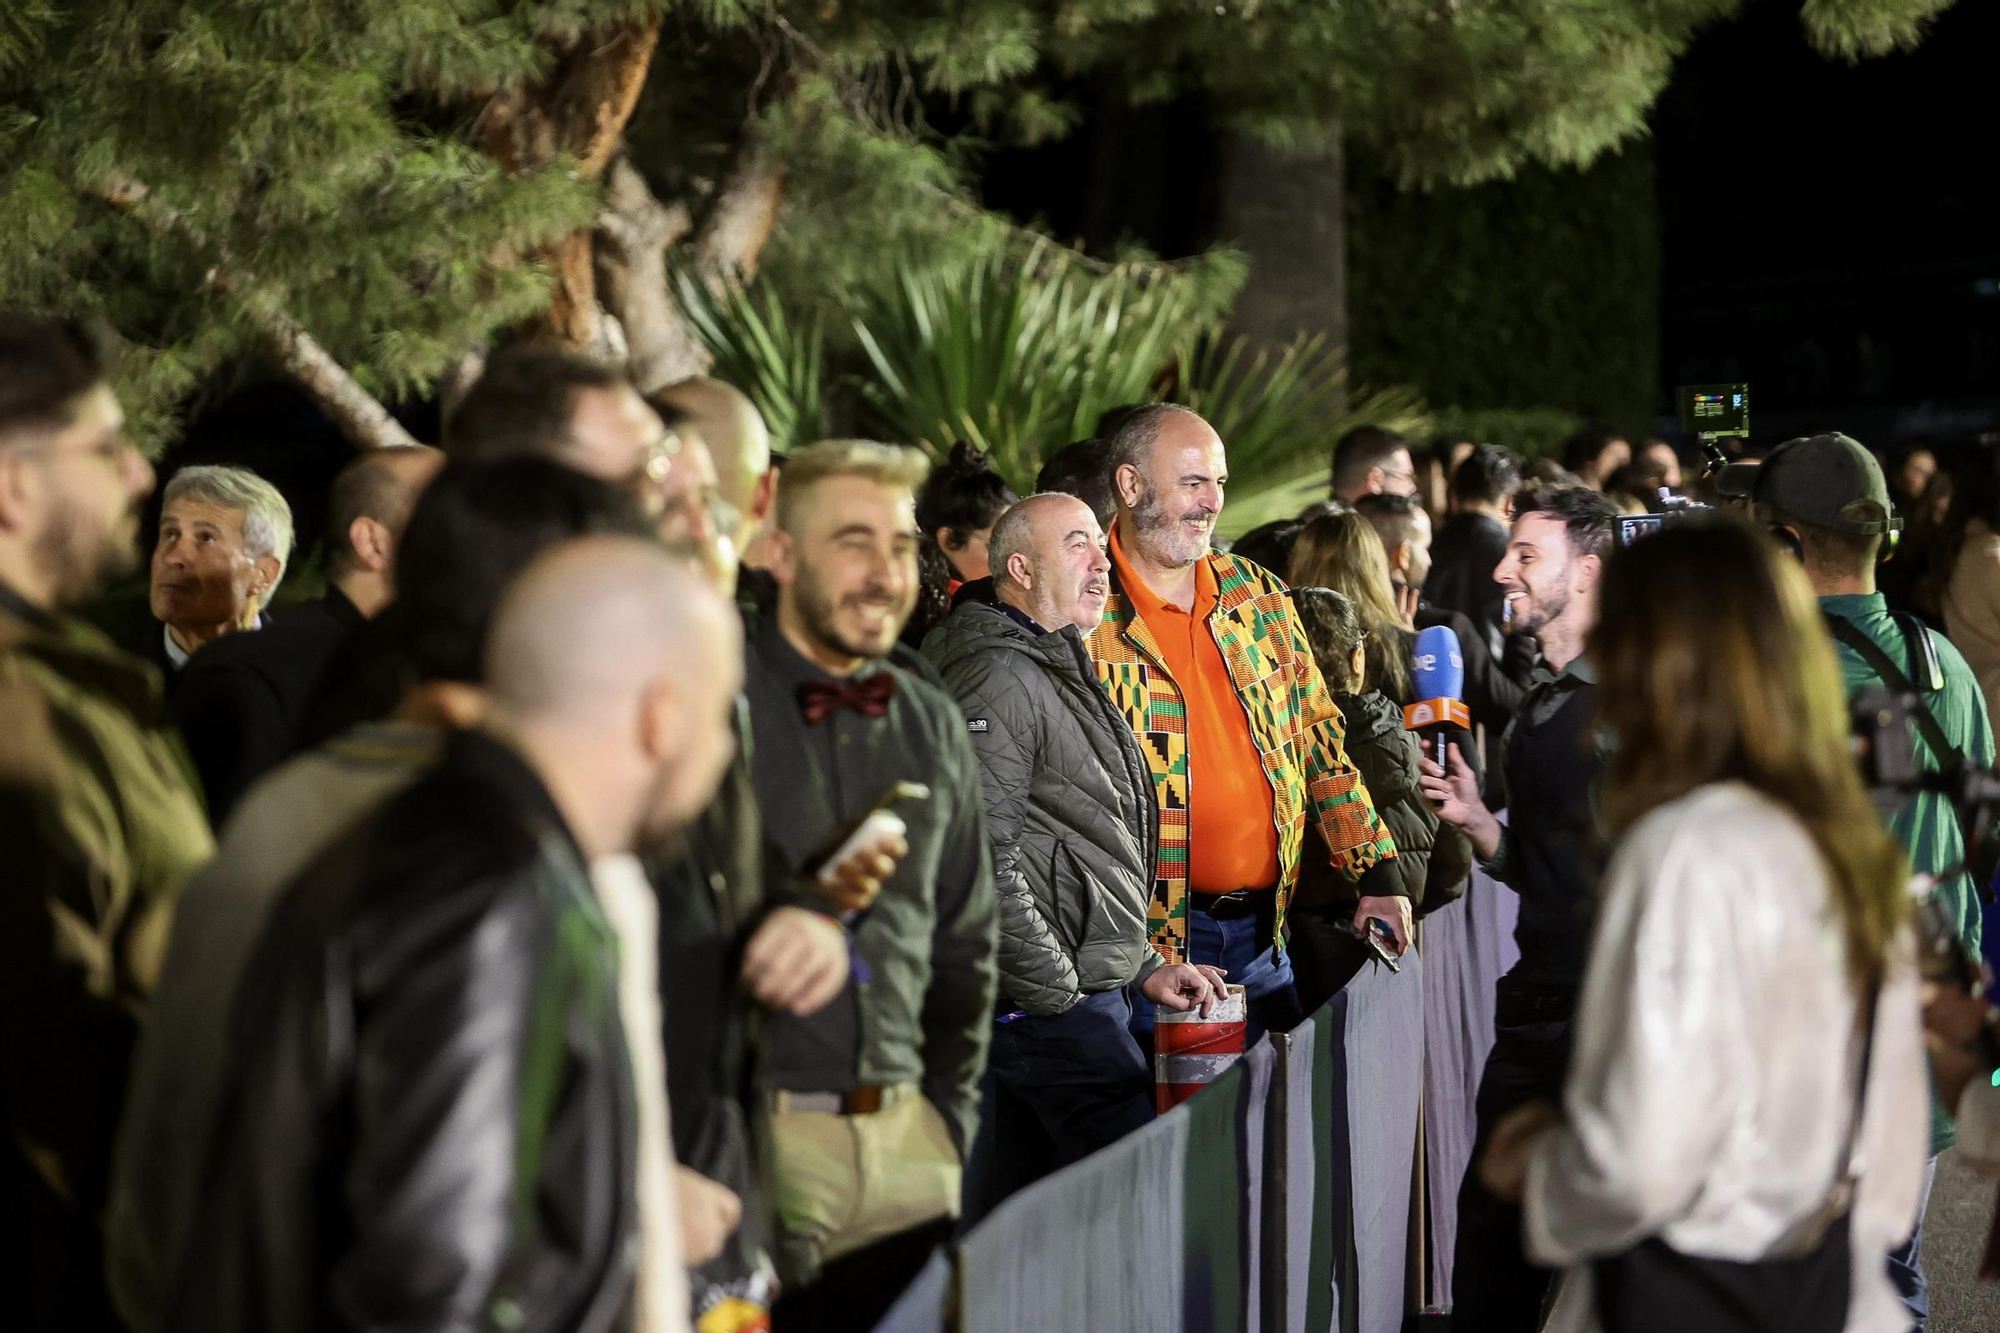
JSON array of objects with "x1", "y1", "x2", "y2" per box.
[{"x1": 1262, "y1": 1028, "x2": 1292, "y2": 1332}]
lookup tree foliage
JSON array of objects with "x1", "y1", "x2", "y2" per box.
[{"x1": 0, "y1": 0, "x2": 1963, "y2": 451}]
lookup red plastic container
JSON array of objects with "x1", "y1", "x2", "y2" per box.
[{"x1": 1153, "y1": 984, "x2": 1248, "y2": 1111}]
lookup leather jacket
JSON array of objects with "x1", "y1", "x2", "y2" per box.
[{"x1": 163, "y1": 729, "x2": 636, "y2": 1333}]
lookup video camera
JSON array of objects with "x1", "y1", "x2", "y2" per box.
[
  {"x1": 1609, "y1": 383, "x2": 1746, "y2": 548},
  {"x1": 1853, "y1": 687, "x2": 2000, "y2": 1064}
]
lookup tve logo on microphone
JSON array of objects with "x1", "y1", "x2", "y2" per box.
[{"x1": 1412, "y1": 646, "x2": 1465, "y2": 676}]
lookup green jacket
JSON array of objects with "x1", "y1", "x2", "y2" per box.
[
  {"x1": 1823, "y1": 592, "x2": 1995, "y2": 1155},
  {"x1": 0, "y1": 589, "x2": 211, "y2": 1321}
]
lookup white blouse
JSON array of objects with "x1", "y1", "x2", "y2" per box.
[{"x1": 1521, "y1": 782, "x2": 1928, "y2": 1333}]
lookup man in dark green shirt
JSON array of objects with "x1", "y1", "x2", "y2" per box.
[{"x1": 1724, "y1": 432, "x2": 1996, "y2": 1331}]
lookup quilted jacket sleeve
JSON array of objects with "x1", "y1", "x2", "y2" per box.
[
  {"x1": 937, "y1": 651, "x2": 1079, "y2": 1016},
  {"x1": 1287, "y1": 610, "x2": 1400, "y2": 885}
]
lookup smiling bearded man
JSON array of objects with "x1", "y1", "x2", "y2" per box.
[{"x1": 1086, "y1": 404, "x2": 1404, "y2": 1053}]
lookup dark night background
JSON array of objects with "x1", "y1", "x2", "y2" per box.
[{"x1": 167, "y1": 0, "x2": 2000, "y2": 556}]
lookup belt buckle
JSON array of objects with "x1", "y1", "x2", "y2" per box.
[{"x1": 842, "y1": 1085, "x2": 886, "y2": 1115}]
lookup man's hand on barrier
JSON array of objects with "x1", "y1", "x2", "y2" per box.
[
  {"x1": 743, "y1": 907, "x2": 849, "y2": 1015},
  {"x1": 1353, "y1": 895, "x2": 1414, "y2": 956},
  {"x1": 1143, "y1": 963, "x2": 1230, "y2": 1016},
  {"x1": 675, "y1": 1166, "x2": 743, "y2": 1266},
  {"x1": 1419, "y1": 743, "x2": 1502, "y2": 860},
  {"x1": 1478, "y1": 1099, "x2": 1561, "y2": 1204}
]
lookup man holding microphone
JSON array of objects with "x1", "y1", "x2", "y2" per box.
[{"x1": 1418, "y1": 483, "x2": 1617, "y2": 1333}]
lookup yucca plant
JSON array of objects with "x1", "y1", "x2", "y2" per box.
[
  {"x1": 1174, "y1": 333, "x2": 1429, "y2": 539},
  {"x1": 848, "y1": 239, "x2": 1218, "y2": 490},
  {"x1": 671, "y1": 265, "x2": 827, "y2": 457}
]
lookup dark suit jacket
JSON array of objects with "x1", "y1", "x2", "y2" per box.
[{"x1": 171, "y1": 591, "x2": 365, "y2": 826}]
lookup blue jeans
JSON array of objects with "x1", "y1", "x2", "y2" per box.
[
  {"x1": 1886, "y1": 1155, "x2": 1939, "y2": 1329},
  {"x1": 1128, "y1": 906, "x2": 1303, "y2": 1053}
]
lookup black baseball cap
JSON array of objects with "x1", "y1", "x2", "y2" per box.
[{"x1": 1715, "y1": 433, "x2": 1902, "y2": 536}]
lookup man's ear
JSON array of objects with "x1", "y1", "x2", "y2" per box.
[
  {"x1": 0, "y1": 451, "x2": 37, "y2": 535},
  {"x1": 1114, "y1": 462, "x2": 1143, "y2": 510},
  {"x1": 348, "y1": 515, "x2": 392, "y2": 574},
  {"x1": 1006, "y1": 550, "x2": 1033, "y2": 589},
  {"x1": 638, "y1": 676, "x2": 684, "y2": 764},
  {"x1": 251, "y1": 555, "x2": 283, "y2": 603},
  {"x1": 1390, "y1": 542, "x2": 1413, "y2": 578},
  {"x1": 767, "y1": 528, "x2": 799, "y2": 587},
  {"x1": 756, "y1": 468, "x2": 779, "y2": 518},
  {"x1": 1574, "y1": 550, "x2": 1603, "y2": 596}
]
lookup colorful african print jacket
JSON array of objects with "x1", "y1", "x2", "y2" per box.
[{"x1": 1086, "y1": 551, "x2": 1398, "y2": 963}]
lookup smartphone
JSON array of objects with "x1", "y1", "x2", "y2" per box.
[
  {"x1": 814, "y1": 780, "x2": 931, "y2": 889},
  {"x1": 1362, "y1": 917, "x2": 1401, "y2": 974}
]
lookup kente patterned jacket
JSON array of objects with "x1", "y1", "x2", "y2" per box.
[{"x1": 1086, "y1": 549, "x2": 1400, "y2": 964}]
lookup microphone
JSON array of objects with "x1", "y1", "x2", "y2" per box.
[{"x1": 1405, "y1": 623, "x2": 1471, "y2": 770}]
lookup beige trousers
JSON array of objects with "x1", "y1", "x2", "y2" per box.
[{"x1": 766, "y1": 1086, "x2": 961, "y2": 1282}]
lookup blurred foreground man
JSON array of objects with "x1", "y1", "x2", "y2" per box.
[
  {"x1": 923, "y1": 494, "x2": 1225, "y2": 1218},
  {"x1": 1090, "y1": 404, "x2": 1402, "y2": 1047},
  {"x1": 0, "y1": 314, "x2": 210, "y2": 1332},
  {"x1": 747, "y1": 441, "x2": 997, "y2": 1333},
  {"x1": 164, "y1": 538, "x2": 742, "y2": 1333},
  {"x1": 1725, "y1": 434, "x2": 1996, "y2": 1330},
  {"x1": 144, "y1": 463, "x2": 292, "y2": 676},
  {"x1": 1419, "y1": 484, "x2": 1618, "y2": 1332},
  {"x1": 110, "y1": 458, "x2": 652, "y2": 1332},
  {"x1": 172, "y1": 445, "x2": 442, "y2": 821}
]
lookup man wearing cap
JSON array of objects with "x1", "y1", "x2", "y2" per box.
[{"x1": 1722, "y1": 433, "x2": 1995, "y2": 1331}]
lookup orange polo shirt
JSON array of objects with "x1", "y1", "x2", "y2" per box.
[{"x1": 1109, "y1": 525, "x2": 1280, "y2": 893}]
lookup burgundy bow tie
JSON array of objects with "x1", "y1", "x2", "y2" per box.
[{"x1": 798, "y1": 673, "x2": 896, "y2": 724}]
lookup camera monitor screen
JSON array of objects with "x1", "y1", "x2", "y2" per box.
[{"x1": 1678, "y1": 383, "x2": 1749, "y2": 442}]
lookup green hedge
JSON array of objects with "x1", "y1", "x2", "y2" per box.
[
  {"x1": 1424, "y1": 407, "x2": 1587, "y2": 460},
  {"x1": 1347, "y1": 145, "x2": 1661, "y2": 439}
]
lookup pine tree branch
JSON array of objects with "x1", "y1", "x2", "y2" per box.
[
  {"x1": 596, "y1": 155, "x2": 705, "y2": 391},
  {"x1": 89, "y1": 173, "x2": 418, "y2": 452},
  {"x1": 689, "y1": 129, "x2": 786, "y2": 285}
]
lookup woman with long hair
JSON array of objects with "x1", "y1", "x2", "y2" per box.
[
  {"x1": 1288, "y1": 510, "x2": 1414, "y2": 703},
  {"x1": 1478, "y1": 518, "x2": 1928, "y2": 1333}
]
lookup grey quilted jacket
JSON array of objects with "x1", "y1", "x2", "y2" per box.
[{"x1": 922, "y1": 586, "x2": 1160, "y2": 1015}]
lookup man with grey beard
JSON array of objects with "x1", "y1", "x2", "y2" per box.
[{"x1": 1087, "y1": 404, "x2": 1404, "y2": 1047}]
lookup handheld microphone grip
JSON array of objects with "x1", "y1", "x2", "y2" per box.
[{"x1": 1406, "y1": 624, "x2": 1471, "y2": 770}]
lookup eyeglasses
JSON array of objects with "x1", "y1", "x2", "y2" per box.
[{"x1": 625, "y1": 430, "x2": 683, "y2": 515}]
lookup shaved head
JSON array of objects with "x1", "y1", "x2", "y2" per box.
[
  {"x1": 485, "y1": 535, "x2": 743, "y2": 854},
  {"x1": 485, "y1": 536, "x2": 738, "y2": 724},
  {"x1": 652, "y1": 377, "x2": 770, "y2": 514}
]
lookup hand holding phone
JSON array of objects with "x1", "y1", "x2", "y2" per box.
[{"x1": 812, "y1": 781, "x2": 928, "y2": 916}]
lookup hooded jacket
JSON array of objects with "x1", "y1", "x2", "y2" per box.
[{"x1": 923, "y1": 582, "x2": 1160, "y2": 1015}]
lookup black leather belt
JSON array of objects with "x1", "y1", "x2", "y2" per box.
[{"x1": 1188, "y1": 889, "x2": 1266, "y2": 921}]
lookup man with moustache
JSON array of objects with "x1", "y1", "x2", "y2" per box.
[
  {"x1": 1090, "y1": 404, "x2": 1403, "y2": 1047},
  {"x1": 0, "y1": 315, "x2": 211, "y2": 1332},
  {"x1": 923, "y1": 494, "x2": 1228, "y2": 1213},
  {"x1": 743, "y1": 440, "x2": 997, "y2": 1333}
]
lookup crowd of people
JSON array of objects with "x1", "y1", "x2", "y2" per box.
[{"x1": 3, "y1": 304, "x2": 1998, "y2": 1333}]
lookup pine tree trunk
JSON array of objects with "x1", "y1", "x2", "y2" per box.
[
  {"x1": 1216, "y1": 129, "x2": 1349, "y2": 414},
  {"x1": 595, "y1": 135, "x2": 787, "y2": 393},
  {"x1": 481, "y1": 20, "x2": 663, "y2": 351}
]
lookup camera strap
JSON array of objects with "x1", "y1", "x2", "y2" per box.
[
  {"x1": 1823, "y1": 612, "x2": 1956, "y2": 767},
  {"x1": 1824, "y1": 611, "x2": 1995, "y2": 904}
]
